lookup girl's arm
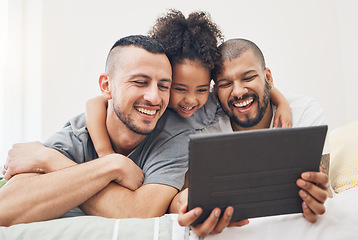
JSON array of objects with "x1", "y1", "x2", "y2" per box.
[
  {"x1": 86, "y1": 96, "x2": 114, "y2": 157},
  {"x1": 270, "y1": 87, "x2": 292, "y2": 128}
]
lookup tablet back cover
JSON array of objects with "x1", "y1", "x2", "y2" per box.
[{"x1": 188, "y1": 125, "x2": 327, "y2": 226}]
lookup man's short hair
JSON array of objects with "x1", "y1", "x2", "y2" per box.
[
  {"x1": 109, "y1": 35, "x2": 166, "y2": 54},
  {"x1": 105, "y1": 35, "x2": 166, "y2": 74},
  {"x1": 213, "y1": 38, "x2": 266, "y2": 79}
]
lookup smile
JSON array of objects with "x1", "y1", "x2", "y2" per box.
[
  {"x1": 234, "y1": 98, "x2": 254, "y2": 108},
  {"x1": 136, "y1": 107, "x2": 157, "y2": 116},
  {"x1": 180, "y1": 105, "x2": 195, "y2": 111}
]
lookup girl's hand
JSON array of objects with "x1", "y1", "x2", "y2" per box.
[{"x1": 273, "y1": 103, "x2": 292, "y2": 128}]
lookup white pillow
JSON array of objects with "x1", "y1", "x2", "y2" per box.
[{"x1": 329, "y1": 121, "x2": 358, "y2": 193}]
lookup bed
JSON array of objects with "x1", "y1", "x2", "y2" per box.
[{"x1": 0, "y1": 121, "x2": 357, "y2": 239}]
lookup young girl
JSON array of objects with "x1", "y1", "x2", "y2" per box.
[{"x1": 86, "y1": 9, "x2": 292, "y2": 158}]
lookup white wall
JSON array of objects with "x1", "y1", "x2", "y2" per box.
[{"x1": 1, "y1": 0, "x2": 358, "y2": 167}]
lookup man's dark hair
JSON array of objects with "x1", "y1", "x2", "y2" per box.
[
  {"x1": 109, "y1": 35, "x2": 166, "y2": 54},
  {"x1": 213, "y1": 38, "x2": 266, "y2": 79},
  {"x1": 148, "y1": 9, "x2": 224, "y2": 79},
  {"x1": 105, "y1": 35, "x2": 166, "y2": 74}
]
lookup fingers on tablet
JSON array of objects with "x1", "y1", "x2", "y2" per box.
[
  {"x1": 299, "y1": 189, "x2": 326, "y2": 216},
  {"x1": 302, "y1": 201, "x2": 318, "y2": 223},
  {"x1": 178, "y1": 206, "x2": 202, "y2": 227},
  {"x1": 211, "y1": 207, "x2": 234, "y2": 234},
  {"x1": 191, "y1": 208, "x2": 221, "y2": 237},
  {"x1": 301, "y1": 171, "x2": 329, "y2": 188}
]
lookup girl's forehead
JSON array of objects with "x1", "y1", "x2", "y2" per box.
[
  {"x1": 172, "y1": 62, "x2": 211, "y2": 86},
  {"x1": 173, "y1": 59, "x2": 205, "y2": 68}
]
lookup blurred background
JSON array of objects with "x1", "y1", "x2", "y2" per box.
[{"x1": 1, "y1": 0, "x2": 357, "y2": 167}]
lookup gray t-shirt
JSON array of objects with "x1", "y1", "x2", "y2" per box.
[{"x1": 44, "y1": 108, "x2": 194, "y2": 191}]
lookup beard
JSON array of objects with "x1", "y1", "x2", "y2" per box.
[
  {"x1": 112, "y1": 99, "x2": 154, "y2": 136},
  {"x1": 219, "y1": 80, "x2": 271, "y2": 129}
]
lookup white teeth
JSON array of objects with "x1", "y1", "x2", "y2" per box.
[
  {"x1": 234, "y1": 98, "x2": 253, "y2": 107},
  {"x1": 137, "y1": 108, "x2": 156, "y2": 115},
  {"x1": 181, "y1": 106, "x2": 194, "y2": 110}
]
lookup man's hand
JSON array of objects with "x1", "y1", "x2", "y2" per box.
[
  {"x1": 175, "y1": 188, "x2": 249, "y2": 237},
  {"x1": 296, "y1": 171, "x2": 330, "y2": 223},
  {"x1": 178, "y1": 204, "x2": 249, "y2": 237},
  {"x1": 3, "y1": 141, "x2": 50, "y2": 180},
  {"x1": 107, "y1": 153, "x2": 144, "y2": 191},
  {"x1": 3, "y1": 142, "x2": 144, "y2": 191}
]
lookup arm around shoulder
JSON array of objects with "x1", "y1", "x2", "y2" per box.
[
  {"x1": 270, "y1": 87, "x2": 292, "y2": 128},
  {"x1": 85, "y1": 96, "x2": 114, "y2": 157}
]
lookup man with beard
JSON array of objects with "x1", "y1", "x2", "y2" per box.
[
  {"x1": 209, "y1": 38, "x2": 325, "y2": 131},
  {"x1": 174, "y1": 38, "x2": 331, "y2": 237},
  {"x1": 0, "y1": 35, "x2": 194, "y2": 226}
]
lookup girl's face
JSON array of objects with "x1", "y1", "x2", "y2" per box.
[{"x1": 169, "y1": 60, "x2": 211, "y2": 118}]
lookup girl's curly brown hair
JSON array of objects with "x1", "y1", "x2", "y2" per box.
[{"x1": 148, "y1": 9, "x2": 224, "y2": 79}]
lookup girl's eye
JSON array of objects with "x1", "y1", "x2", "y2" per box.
[{"x1": 174, "y1": 87, "x2": 186, "y2": 92}]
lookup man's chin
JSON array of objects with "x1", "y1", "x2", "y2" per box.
[
  {"x1": 232, "y1": 115, "x2": 261, "y2": 129},
  {"x1": 136, "y1": 122, "x2": 158, "y2": 135},
  {"x1": 131, "y1": 128, "x2": 153, "y2": 136},
  {"x1": 123, "y1": 121, "x2": 156, "y2": 136}
]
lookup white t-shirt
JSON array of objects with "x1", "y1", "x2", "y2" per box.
[{"x1": 201, "y1": 91, "x2": 329, "y2": 153}]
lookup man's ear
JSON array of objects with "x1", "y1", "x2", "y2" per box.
[
  {"x1": 265, "y1": 68, "x2": 274, "y2": 89},
  {"x1": 99, "y1": 73, "x2": 112, "y2": 100}
]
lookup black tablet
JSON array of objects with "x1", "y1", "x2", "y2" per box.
[{"x1": 188, "y1": 125, "x2": 327, "y2": 226}]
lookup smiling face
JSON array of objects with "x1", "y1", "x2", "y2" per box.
[
  {"x1": 107, "y1": 46, "x2": 172, "y2": 135},
  {"x1": 215, "y1": 49, "x2": 273, "y2": 131},
  {"x1": 169, "y1": 60, "x2": 211, "y2": 118}
]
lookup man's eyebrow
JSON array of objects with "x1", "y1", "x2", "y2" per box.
[
  {"x1": 242, "y1": 70, "x2": 257, "y2": 76},
  {"x1": 216, "y1": 78, "x2": 229, "y2": 84},
  {"x1": 129, "y1": 74, "x2": 171, "y2": 83},
  {"x1": 130, "y1": 74, "x2": 151, "y2": 79},
  {"x1": 217, "y1": 70, "x2": 258, "y2": 82},
  {"x1": 159, "y1": 78, "x2": 172, "y2": 83}
]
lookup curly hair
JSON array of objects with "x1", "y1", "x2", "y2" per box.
[{"x1": 148, "y1": 9, "x2": 224, "y2": 79}]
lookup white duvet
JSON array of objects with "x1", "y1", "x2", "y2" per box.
[
  {"x1": 1, "y1": 187, "x2": 357, "y2": 240},
  {"x1": 189, "y1": 187, "x2": 358, "y2": 240}
]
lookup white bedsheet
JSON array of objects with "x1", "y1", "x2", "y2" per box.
[
  {"x1": 187, "y1": 187, "x2": 358, "y2": 240},
  {"x1": 1, "y1": 187, "x2": 357, "y2": 240}
]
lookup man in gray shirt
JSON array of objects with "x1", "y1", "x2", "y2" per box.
[{"x1": 0, "y1": 35, "x2": 193, "y2": 226}]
